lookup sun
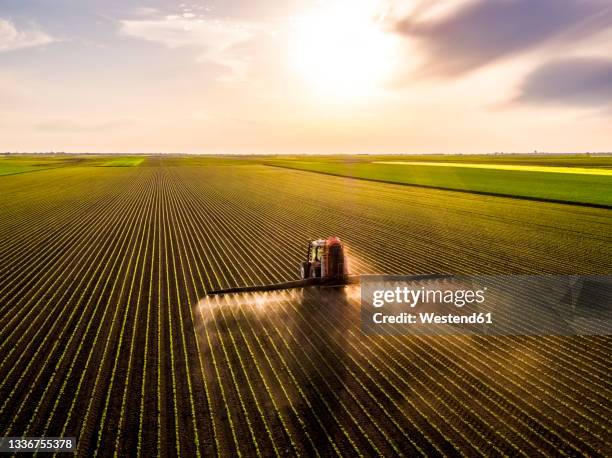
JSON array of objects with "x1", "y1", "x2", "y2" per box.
[{"x1": 290, "y1": 0, "x2": 397, "y2": 99}]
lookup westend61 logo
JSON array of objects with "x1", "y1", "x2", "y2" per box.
[
  {"x1": 360, "y1": 275, "x2": 612, "y2": 336},
  {"x1": 371, "y1": 285, "x2": 487, "y2": 308}
]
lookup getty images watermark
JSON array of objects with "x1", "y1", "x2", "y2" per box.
[{"x1": 360, "y1": 275, "x2": 612, "y2": 335}]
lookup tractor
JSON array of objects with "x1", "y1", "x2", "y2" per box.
[
  {"x1": 300, "y1": 236, "x2": 348, "y2": 282},
  {"x1": 207, "y1": 236, "x2": 351, "y2": 296}
]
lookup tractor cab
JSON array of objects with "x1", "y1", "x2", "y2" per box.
[{"x1": 300, "y1": 236, "x2": 348, "y2": 282}]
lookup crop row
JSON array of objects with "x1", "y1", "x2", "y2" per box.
[{"x1": 0, "y1": 162, "x2": 610, "y2": 456}]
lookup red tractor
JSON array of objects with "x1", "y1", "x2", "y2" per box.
[
  {"x1": 208, "y1": 236, "x2": 351, "y2": 296},
  {"x1": 300, "y1": 236, "x2": 348, "y2": 282}
]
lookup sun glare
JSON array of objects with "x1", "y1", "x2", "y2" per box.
[{"x1": 290, "y1": 0, "x2": 396, "y2": 99}]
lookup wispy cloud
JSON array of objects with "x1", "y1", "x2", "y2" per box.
[
  {"x1": 119, "y1": 15, "x2": 263, "y2": 78},
  {"x1": 395, "y1": 0, "x2": 612, "y2": 76},
  {"x1": 0, "y1": 18, "x2": 57, "y2": 52},
  {"x1": 514, "y1": 57, "x2": 612, "y2": 108}
]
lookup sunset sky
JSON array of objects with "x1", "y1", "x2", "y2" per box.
[{"x1": 1, "y1": 0, "x2": 611, "y2": 154}]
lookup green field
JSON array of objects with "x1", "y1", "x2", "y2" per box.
[
  {"x1": 267, "y1": 156, "x2": 612, "y2": 207},
  {"x1": 99, "y1": 157, "x2": 145, "y2": 167},
  {"x1": 0, "y1": 155, "x2": 80, "y2": 176},
  {"x1": 271, "y1": 154, "x2": 612, "y2": 167},
  {"x1": 0, "y1": 155, "x2": 610, "y2": 456}
]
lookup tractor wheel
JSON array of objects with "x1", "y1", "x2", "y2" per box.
[{"x1": 300, "y1": 261, "x2": 310, "y2": 279}]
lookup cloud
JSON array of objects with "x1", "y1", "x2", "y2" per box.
[
  {"x1": 514, "y1": 57, "x2": 612, "y2": 108},
  {"x1": 119, "y1": 16, "x2": 262, "y2": 77},
  {"x1": 0, "y1": 19, "x2": 57, "y2": 52},
  {"x1": 395, "y1": 0, "x2": 612, "y2": 76}
]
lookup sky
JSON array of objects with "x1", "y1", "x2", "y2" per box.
[{"x1": 1, "y1": 0, "x2": 611, "y2": 154}]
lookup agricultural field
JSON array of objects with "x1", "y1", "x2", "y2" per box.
[
  {"x1": 0, "y1": 155, "x2": 611, "y2": 456},
  {"x1": 270, "y1": 153, "x2": 612, "y2": 167},
  {"x1": 98, "y1": 157, "x2": 145, "y2": 167},
  {"x1": 267, "y1": 155, "x2": 612, "y2": 207},
  {"x1": 0, "y1": 155, "x2": 82, "y2": 176}
]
